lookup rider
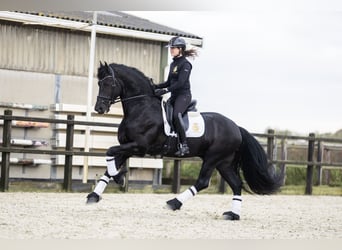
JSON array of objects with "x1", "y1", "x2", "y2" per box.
[{"x1": 154, "y1": 36, "x2": 198, "y2": 156}]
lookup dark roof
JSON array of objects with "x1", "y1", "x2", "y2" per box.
[{"x1": 16, "y1": 11, "x2": 202, "y2": 40}]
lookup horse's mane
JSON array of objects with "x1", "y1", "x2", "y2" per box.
[{"x1": 97, "y1": 63, "x2": 153, "y2": 89}]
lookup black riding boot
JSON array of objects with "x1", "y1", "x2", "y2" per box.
[
  {"x1": 174, "y1": 113, "x2": 190, "y2": 157},
  {"x1": 175, "y1": 141, "x2": 189, "y2": 157}
]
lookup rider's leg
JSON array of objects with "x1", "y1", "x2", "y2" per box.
[
  {"x1": 172, "y1": 94, "x2": 191, "y2": 156},
  {"x1": 174, "y1": 113, "x2": 189, "y2": 156}
]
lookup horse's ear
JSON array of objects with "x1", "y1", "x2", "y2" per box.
[
  {"x1": 104, "y1": 62, "x2": 110, "y2": 74},
  {"x1": 100, "y1": 61, "x2": 103, "y2": 67}
]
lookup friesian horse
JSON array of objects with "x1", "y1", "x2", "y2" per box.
[{"x1": 86, "y1": 62, "x2": 284, "y2": 220}]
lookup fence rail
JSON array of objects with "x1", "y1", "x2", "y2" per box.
[
  {"x1": 253, "y1": 129, "x2": 342, "y2": 195},
  {"x1": 0, "y1": 110, "x2": 118, "y2": 192},
  {"x1": 1, "y1": 109, "x2": 342, "y2": 194}
]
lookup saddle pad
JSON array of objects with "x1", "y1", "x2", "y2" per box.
[{"x1": 161, "y1": 101, "x2": 205, "y2": 138}]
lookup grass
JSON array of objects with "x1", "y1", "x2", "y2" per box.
[
  {"x1": 279, "y1": 185, "x2": 342, "y2": 196},
  {"x1": 155, "y1": 184, "x2": 342, "y2": 196},
  {"x1": 6, "y1": 179, "x2": 342, "y2": 196}
]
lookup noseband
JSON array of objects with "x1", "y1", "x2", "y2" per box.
[{"x1": 97, "y1": 75, "x2": 119, "y2": 104}]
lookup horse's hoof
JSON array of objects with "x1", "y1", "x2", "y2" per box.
[
  {"x1": 113, "y1": 167, "x2": 127, "y2": 187},
  {"x1": 113, "y1": 174, "x2": 126, "y2": 187},
  {"x1": 166, "y1": 198, "x2": 182, "y2": 211},
  {"x1": 119, "y1": 176, "x2": 126, "y2": 188},
  {"x1": 86, "y1": 192, "x2": 101, "y2": 204},
  {"x1": 222, "y1": 211, "x2": 240, "y2": 220}
]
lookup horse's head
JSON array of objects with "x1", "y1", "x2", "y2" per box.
[{"x1": 95, "y1": 62, "x2": 122, "y2": 114}]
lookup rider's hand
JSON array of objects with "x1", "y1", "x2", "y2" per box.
[{"x1": 154, "y1": 88, "x2": 168, "y2": 96}]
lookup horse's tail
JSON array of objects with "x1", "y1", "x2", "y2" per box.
[{"x1": 236, "y1": 127, "x2": 284, "y2": 195}]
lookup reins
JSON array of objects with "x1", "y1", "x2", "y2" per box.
[
  {"x1": 97, "y1": 92, "x2": 149, "y2": 105},
  {"x1": 112, "y1": 94, "x2": 149, "y2": 104}
]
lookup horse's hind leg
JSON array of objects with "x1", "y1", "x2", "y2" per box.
[
  {"x1": 166, "y1": 155, "x2": 217, "y2": 210},
  {"x1": 216, "y1": 162, "x2": 243, "y2": 220}
]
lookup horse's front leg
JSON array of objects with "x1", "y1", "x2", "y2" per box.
[
  {"x1": 105, "y1": 141, "x2": 145, "y2": 183},
  {"x1": 87, "y1": 155, "x2": 129, "y2": 204},
  {"x1": 166, "y1": 158, "x2": 215, "y2": 211},
  {"x1": 105, "y1": 141, "x2": 140, "y2": 179},
  {"x1": 87, "y1": 143, "x2": 138, "y2": 204}
]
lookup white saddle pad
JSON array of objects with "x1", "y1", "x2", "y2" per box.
[{"x1": 161, "y1": 101, "x2": 205, "y2": 138}]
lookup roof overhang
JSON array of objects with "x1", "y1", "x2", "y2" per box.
[{"x1": 0, "y1": 11, "x2": 203, "y2": 47}]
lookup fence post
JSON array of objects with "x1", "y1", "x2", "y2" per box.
[
  {"x1": 63, "y1": 114, "x2": 75, "y2": 192},
  {"x1": 315, "y1": 141, "x2": 323, "y2": 186},
  {"x1": 0, "y1": 110, "x2": 12, "y2": 192},
  {"x1": 280, "y1": 138, "x2": 287, "y2": 185},
  {"x1": 267, "y1": 129, "x2": 275, "y2": 161},
  {"x1": 172, "y1": 159, "x2": 181, "y2": 194},
  {"x1": 324, "y1": 148, "x2": 331, "y2": 185},
  {"x1": 305, "y1": 133, "x2": 315, "y2": 195}
]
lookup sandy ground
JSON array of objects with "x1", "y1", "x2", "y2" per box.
[{"x1": 0, "y1": 192, "x2": 341, "y2": 239}]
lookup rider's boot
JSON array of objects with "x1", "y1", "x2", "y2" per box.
[{"x1": 174, "y1": 112, "x2": 190, "y2": 157}]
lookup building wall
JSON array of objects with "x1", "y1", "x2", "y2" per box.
[
  {"x1": 0, "y1": 20, "x2": 165, "y2": 181},
  {"x1": 0, "y1": 21, "x2": 163, "y2": 80}
]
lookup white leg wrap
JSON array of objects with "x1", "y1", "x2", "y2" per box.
[
  {"x1": 176, "y1": 186, "x2": 197, "y2": 204},
  {"x1": 94, "y1": 175, "x2": 110, "y2": 196},
  {"x1": 231, "y1": 195, "x2": 242, "y2": 215},
  {"x1": 106, "y1": 156, "x2": 118, "y2": 176}
]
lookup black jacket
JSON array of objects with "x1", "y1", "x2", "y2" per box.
[{"x1": 157, "y1": 56, "x2": 192, "y2": 97}]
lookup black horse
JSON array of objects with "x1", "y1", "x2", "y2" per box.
[{"x1": 86, "y1": 62, "x2": 284, "y2": 220}]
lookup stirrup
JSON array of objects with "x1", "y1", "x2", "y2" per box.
[{"x1": 175, "y1": 143, "x2": 189, "y2": 156}]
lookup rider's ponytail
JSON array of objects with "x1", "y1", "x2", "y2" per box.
[{"x1": 183, "y1": 48, "x2": 198, "y2": 59}]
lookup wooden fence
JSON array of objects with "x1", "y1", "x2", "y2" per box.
[
  {"x1": 0, "y1": 109, "x2": 118, "y2": 192},
  {"x1": 1, "y1": 109, "x2": 342, "y2": 194},
  {"x1": 252, "y1": 130, "x2": 342, "y2": 194}
]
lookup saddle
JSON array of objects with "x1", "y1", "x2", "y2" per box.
[
  {"x1": 164, "y1": 99, "x2": 197, "y2": 132},
  {"x1": 161, "y1": 99, "x2": 204, "y2": 138}
]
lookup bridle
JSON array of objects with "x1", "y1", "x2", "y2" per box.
[{"x1": 97, "y1": 66, "x2": 148, "y2": 105}]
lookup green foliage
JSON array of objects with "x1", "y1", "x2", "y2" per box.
[
  {"x1": 179, "y1": 162, "x2": 201, "y2": 179},
  {"x1": 162, "y1": 160, "x2": 220, "y2": 186},
  {"x1": 284, "y1": 166, "x2": 307, "y2": 185},
  {"x1": 319, "y1": 129, "x2": 342, "y2": 138},
  {"x1": 284, "y1": 165, "x2": 342, "y2": 186},
  {"x1": 280, "y1": 185, "x2": 342, "y2": 195},
  {"x1": 162, "y1": 160, "x2": 200, "y2": 179},
  {"x1": 164, "y1": 161, "x2": 342, "y2": 189}
]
